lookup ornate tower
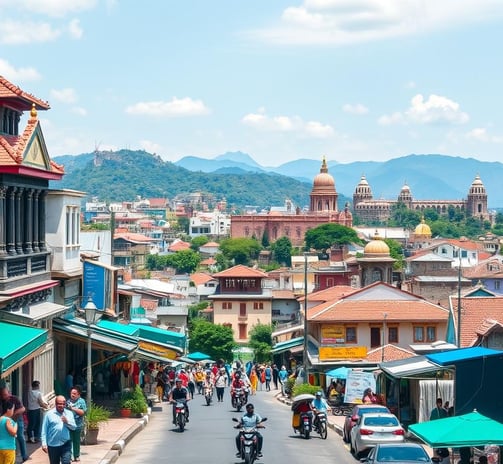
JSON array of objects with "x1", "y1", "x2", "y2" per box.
[
  {"x1": 466, "y1": 174, "x2": 488, "y2": 220},
  {"x1": 309, "y1": 157, "x2": 338, "y2": 213},
  {"x1": 357, "y1": 231, "x2": 396, "y2": 286},
  {"x1": 353, "y1": 174, "x2": 373, "y2": 207},
  {"x1": 398, "y1": 182, "x2": 413, "y2": 208}
]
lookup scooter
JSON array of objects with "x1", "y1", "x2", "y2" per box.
[
  {"x1": 232, "y1": 387, "x2": 246, "y2": 412},
  {"x1": 232, "y1": 417, "x2": 267, "y2": 464},
  {"x1": 173, "y1": 399, "x2": 188, "y2": 432},
  {"x1": 313, "y1": 411, "x2": 328, "y2": 439}
]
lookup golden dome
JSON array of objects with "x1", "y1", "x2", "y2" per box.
[
  {"x1": 364, "y1": 231, "x2": 390, "y2": 255},
  {"x1": 414, "y1": 217, "x2": 431, "y2": 237},
  {"x1": 313, "y1": 156, "x2": 335, "y2": 188}
]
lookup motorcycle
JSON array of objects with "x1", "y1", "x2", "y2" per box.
[
  {"x1": 173, "y1": 399, "x2": 188, "y2": 432},
  {"x1": 204, "y1": 385, "x2": 213, "y2": 406},
  {"x1": 232, "y1": 417, "x2": 267, "y2": 464},
  {"x1": 232, "y1": 387, "x2": 246, "y2": 412},
  {"x1": 291, "y1": 394, "x2": 315, "y2": 439},
  {"x1": 313, "y1": 411, "x2": 328, "y2": 439}
]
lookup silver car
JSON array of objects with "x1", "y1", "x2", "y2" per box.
[
  {"x1": 364, "y1": 443, "x2": 435, "y2": 464},
  {"x1": 350, "y1": 412, "x2": 405, "y2": 458}
]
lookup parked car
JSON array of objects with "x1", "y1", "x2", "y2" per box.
[
  {"x1": 350, "y1": 412, "x2": 405, "y2": 458},
  {"x1": 363, "y1": 443, "x2": 436, "y2": 464},
  {"x1": 342, "y1": 404, "x2": 390, "y2": 443}
]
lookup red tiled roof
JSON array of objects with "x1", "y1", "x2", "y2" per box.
[
  {"x1": 114, "y1": 232, "x2": 153, "y2": 243},
  {"x1": 310, "y1": 299, "x2": 449, "y2": 322},
  {"x1": 148, "y1": 198, "x2": 167, "y2": 207},
  {"x1": 365, "y1": 344, "x2": 416, "y2": 362},
  {"x1": 272, "y1": 289, "x2": 297, "y2": 299},
  {"x1": 298, "y1": 285, "x2": 356, "y2": 302},
  {"x1": 212, "y1": 264, "x2": 268, "y2": 278},
  {"x1": 202, "y1": 242, "x2": 220, "y2": 247},
  {"x1": 169, "y1": 240, "x2": 191, "y2": 251},
  {"x1": 464, "y1": 257, "x2": 503, "y2": 279},
  {"x1": 450, "y1": 296, "x2": 503, "y2": 347},
  {"x1": 200, "y1": 257, "x2": 216, "y2": 265},
  {"x1": 190, "y1": 272, "x2": 215, "y2": 286},
  {"x1": 0, "y1": 76, "x2": 50, "y2": 110}
]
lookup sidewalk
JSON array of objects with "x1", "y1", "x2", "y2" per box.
[{"x1": 20, "y1": 413, "x2": 151, "y2": 464}]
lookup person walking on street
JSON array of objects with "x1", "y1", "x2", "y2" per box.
[
  {"x1": 0, "y1": 386, "x2": 29, "y2": 462},
  {"x1": 272, "y1": 364, "x2": 279, "y2": 390},
  {"x1": 0, "y1": 400, "x2": 18, "y2": 464},
  {"x1": 41, "y1": 396, "x2": 76, "y2": 464},
  {"x1": 27, "y1": 381, "x2": 49, "y2": 443},
  {"x1": 430, "y1": 397, "x2": 448, "y2": 420},
  {"x1": 264, "y1": 365, "x2": 272, "y2": 392},
  {"x1": 215, "y1": 368, "x2": 228, "y2": 402},
  {"x1": 66, "y1": 387, "x2": 86, "y2": 462}
]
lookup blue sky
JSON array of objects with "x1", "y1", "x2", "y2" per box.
[{"x1": 1, "y1": 0, "x2": 503, "y2": 167}]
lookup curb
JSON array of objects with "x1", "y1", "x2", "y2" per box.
[
  {"x1": 275, "y1": 393, "x2": 343, "y2": 437},
  {"x1": 98, "y1": 414, "x2": 150, "y2": 464}
]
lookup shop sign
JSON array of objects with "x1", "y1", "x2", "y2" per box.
[
  {"x1": 319, "y1": 346, "x2": 367, "y2": 360},
  {"x1": 321, "y1": 324, "x2": 346, "y2": 344},
  {"x1": 138, "y1": 341, "x2": 178, "y2": 360}
]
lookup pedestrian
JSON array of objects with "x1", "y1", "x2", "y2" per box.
[
  {"x1": 362, "y1": 388, "x2": 377, "y2": 404},
  {"x1": 215, "y1": 368, "x2": 228, "y2": 402},
  {"x1": 66, "y1": 386, "x2": 86, "y2": 462},
  {"x1": 430, "y1": 397, "x2": 448, "y2": 421},
  {"x1": 264, "y1": 365, "x2": 272, "y2": 392},
  {"x1": 0, "y1": 386, "x2": 29, "y2": 462},
  {"x1": 41, "y1": 395, "x2": 76, "y2": 464},
  {"x1": 249, "y1": 369, "x2": 258, "y2": 395},
  {"x1": 64, "y1": 371, "x2": 74, "y2": 395},
  {"x1": 272, "y1": 364, "x2": 279, "y2": 390},
  {"x1": 155, "y1": 370, "x2": 165, "y2": 403},
  {"x1": 187, "y1": 371, "x2": 195, "y2": 399},
  {"x1": 259, "y1": 367, "x2": 265, "y2": 391},
  {"x1": 27, "y1": 380, "x2": 49, "y2": 443},
  {"x1": 0, "y1": 399, "x2": 18, "y2": 464},
  {"x1": 278, "y1": 366, "x2": 288, "y2": 396}
]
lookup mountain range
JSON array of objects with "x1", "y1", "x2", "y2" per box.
[{"x1": 51, "y1": 151, "x2": 503, "y2": 209}]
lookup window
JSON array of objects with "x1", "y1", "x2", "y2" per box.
[
  {"x1": 239, "y1": 304, "x2": 246, "y2": 317},
  {"x1": 388, "y1": 327, "x2": 398, "y2": 343},
  {"x1": 426, "y1": 326, "x2": 436, "y2": 342},
  {"x1": 65, "y1": 205, "x2": 80, "y2": 246},
  {"x1": 414, "y1": 326, "x2": 424, "y2": 342},
  {"x1": 222, "y1": 302, "x2": 232, "y2": 310},
  {"x1": 495, "y1": 281, "x2": 501, "y2": 290},
  {"x1": 346, "y1": 327, "x2": 357, "y2": 343},
  {"x1": 253, "y1": 302, "x2": 264, "y2": 310}
]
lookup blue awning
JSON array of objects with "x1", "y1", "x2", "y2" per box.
[
  {"x1": 271, "y1": 336, "x2": 304, "y2": 354},
  {"x1": 0, "y1": 322, "x2": 48, "y2": 377},
  {"x1": 427, "y1": 347, "x2": 502, "y2": 365},
  {"x1": 131, "y1": 324, "x2": 185, "y2": 351}
]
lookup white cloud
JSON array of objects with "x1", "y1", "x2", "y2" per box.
[
  {"x1": 68, "y1": 19, "x2": 83, "y2": 39},
  {"x1": 139, "y1": 140, "x2": 162, "y2": 154},
  {"x1": 242, "y1": 109, "x2": 334, "y2": 138},
  {"x1": 13, "y1": 0, "x2": 98, "y2": 18},
  {"x1": 466, "y1": 127, "x2": 503, "y2": 143},
  {"x1": 50, "y1": 88, "x2": 78, "y2": 103},
  {"x1": 342, "y1": 103, "x2": 369, "y2": 115},
  {"x1": 125, "y1": 97, "x2": 210, "y2": 117},
  {"x1": 71, "y1": 107, "x2": 87, "y2": 116},
  {"x1": 0, "y1": 59, "x2": 41, "y2": 81},
  {"x1": 378, "y1": 94, "x2": 469, "y2": 126},
  {"x1": 0, "y1": 19, "x2": 61, "y2": 44},
  {"x1": 248, "y1": 1, "x2": 503, "y2": 45}
]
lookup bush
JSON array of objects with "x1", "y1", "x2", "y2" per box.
[
  {"x1": 119, "y1": 385, "x2": 147, "y2": 414},
  {"x1": 291, "y1": 383, "x2": 320, "y2": 398}
]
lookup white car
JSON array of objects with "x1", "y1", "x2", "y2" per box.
[{"x1": 350, "y1": 412, "x2": 405, "y2": 458}]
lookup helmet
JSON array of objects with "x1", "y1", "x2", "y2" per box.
[
  {"x1": 175, "y1": 378, "x2": 182, "y2": 383},
  {"x1": 235, "y1": 372, "x2": 241, "y2": 378},
  {"x1": 316, "y1": 391, "x2": 322, "y2": 397}
]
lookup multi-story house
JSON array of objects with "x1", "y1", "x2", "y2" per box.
[
  {"x1": 209, "y1": 265, "x2": 271, "y2": 342},
  {"x1": 112, "y1": 232, "x2": 154, "y2": 275},
  {"x1": 463, "y1": 256, "x2": 503, "y2": 295}
]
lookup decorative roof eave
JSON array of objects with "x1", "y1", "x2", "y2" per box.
[
  {"x1": 0, "y1": 76, "x2": 51, "y2": 111},
  {"x1": 0, "y1": 164, "x2": 64, "y2": 180}
]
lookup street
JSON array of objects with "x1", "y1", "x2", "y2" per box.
[{"x1": 117, "y1": 389, "x2": 355, "y2": 464}]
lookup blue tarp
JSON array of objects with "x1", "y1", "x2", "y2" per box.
[{"x1": 426, "y1": 347, "x2": 501, "y2": 365}]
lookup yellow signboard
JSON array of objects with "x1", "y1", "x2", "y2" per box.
[
  {"x1": 319, "y1": 346, "x2": 367, "y2": 360},
  {"x1": 138, "y1": 341, "x2": 178, "y2": 360},
  {"x1": 321, "y1": 324, "x2": 345, "y2": 344}
]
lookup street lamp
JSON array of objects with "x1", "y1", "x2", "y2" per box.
[
  {"x1": 457, "y1": 248, "x2": 462, "y2": 348},
  {"x1": 84, "y1": 296, "x2": 102, "y2": 407},
  {"x1": 303, "y1": 253, "x2": 309, "y2": 384}
]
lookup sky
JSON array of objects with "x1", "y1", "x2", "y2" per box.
[{"x1": 1, "y1": 0, "x2": 503, "y2": 167}]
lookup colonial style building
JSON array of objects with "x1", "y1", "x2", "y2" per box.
[
  {"x1": 230, "y1": 158, "x2": 353, "y2": 247},
  {"x1": 353, "y1": 174, "x2": 491, "y2": 224}
]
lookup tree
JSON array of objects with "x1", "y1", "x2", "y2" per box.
[
  {"x1": 219, "y1": 237, "x2": 261, "y2": 265},
  {"x1": 272, "y1": 236, "x2": 292, "y2": 266},
  {"x1": 305, "y1": 223, "x2": 362, "y2": 251},
  {"x1": 248, "y1": 323, "x2": 272, "y2": 364},
  {"x1": 166, "y1": 249, "x2": 201, "y2": 273},
  {"x1": 187, "y1": 301, "x2": 210, "y2": 321},
  {"x1": 383, "y1": 238, "x2": 404, "y2": 271},
  {"x1": 190, "y1": 235, "x2": 209, "y2": 251},
  {"x1": 176, "y1": 217, "x2": 190, "y2": 234},
  {"x1": 188, "y1": 319, "x2": 236, "y2": 362},
  {"x1": 261, "y1": 229, "x2": 270, "y2": 247}
]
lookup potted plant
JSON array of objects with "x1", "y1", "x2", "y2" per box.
[
  {"x1": 84, "y1": 403, "x2": 111, "y2": 445},
  {"x1": 119, "y1": 398, "x2": 135, "y2": 418},
  {"x1": 129, "y1": 385, "x2": 148, "y2": 416}
]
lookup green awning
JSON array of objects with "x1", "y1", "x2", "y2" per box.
[
  {"x1": 96, "y1": 320, "x2": 140, "y2": 337},
  {"x1": 271, "y1": 336, "x2": 304, "y2": 354},
  {"x1": 0, "y1": 322, "x2": 48, "y2": 376},
  {"x1": 131, "y1": 324, "x2": 185, "y2": 351}
]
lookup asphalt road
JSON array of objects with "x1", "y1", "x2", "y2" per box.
[{"x1": 117, "y1": 388, "x2": 356, "y2": 464}]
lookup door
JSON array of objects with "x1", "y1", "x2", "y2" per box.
[{"x1": 370, "y1": 327, "x2": 381, "y2": 347}]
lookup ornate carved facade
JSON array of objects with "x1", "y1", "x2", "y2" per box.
[{"x1": 353, "y1": 175, "x2": 490, "y2": 224}]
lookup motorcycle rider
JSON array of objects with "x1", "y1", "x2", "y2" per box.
[
  {"x1": 234, "y1": 403, "x2": 264, "y2": 458},
  {"x1": 312, "y1": 391, "x2": 329, "y2": 430},
  {"x1": 230, "y1": 371, "x2": 245, "y2": 405},
  {"x1": 169, "y1": 378, "x2": 190, "y2": 425}
]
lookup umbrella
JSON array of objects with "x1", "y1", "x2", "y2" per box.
[
  {"x1": 325, "y1": 367, "x2": 350, "y2": 379},
  {"x1": 186, "y1": 351, "x2": 211, "y2": 361},
  {"x1": 408, "y1": 411, "x2": 503, "y2": 447},
  {"x1": 291, "y1": 393, "x2": 316, "y2": 411}
]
